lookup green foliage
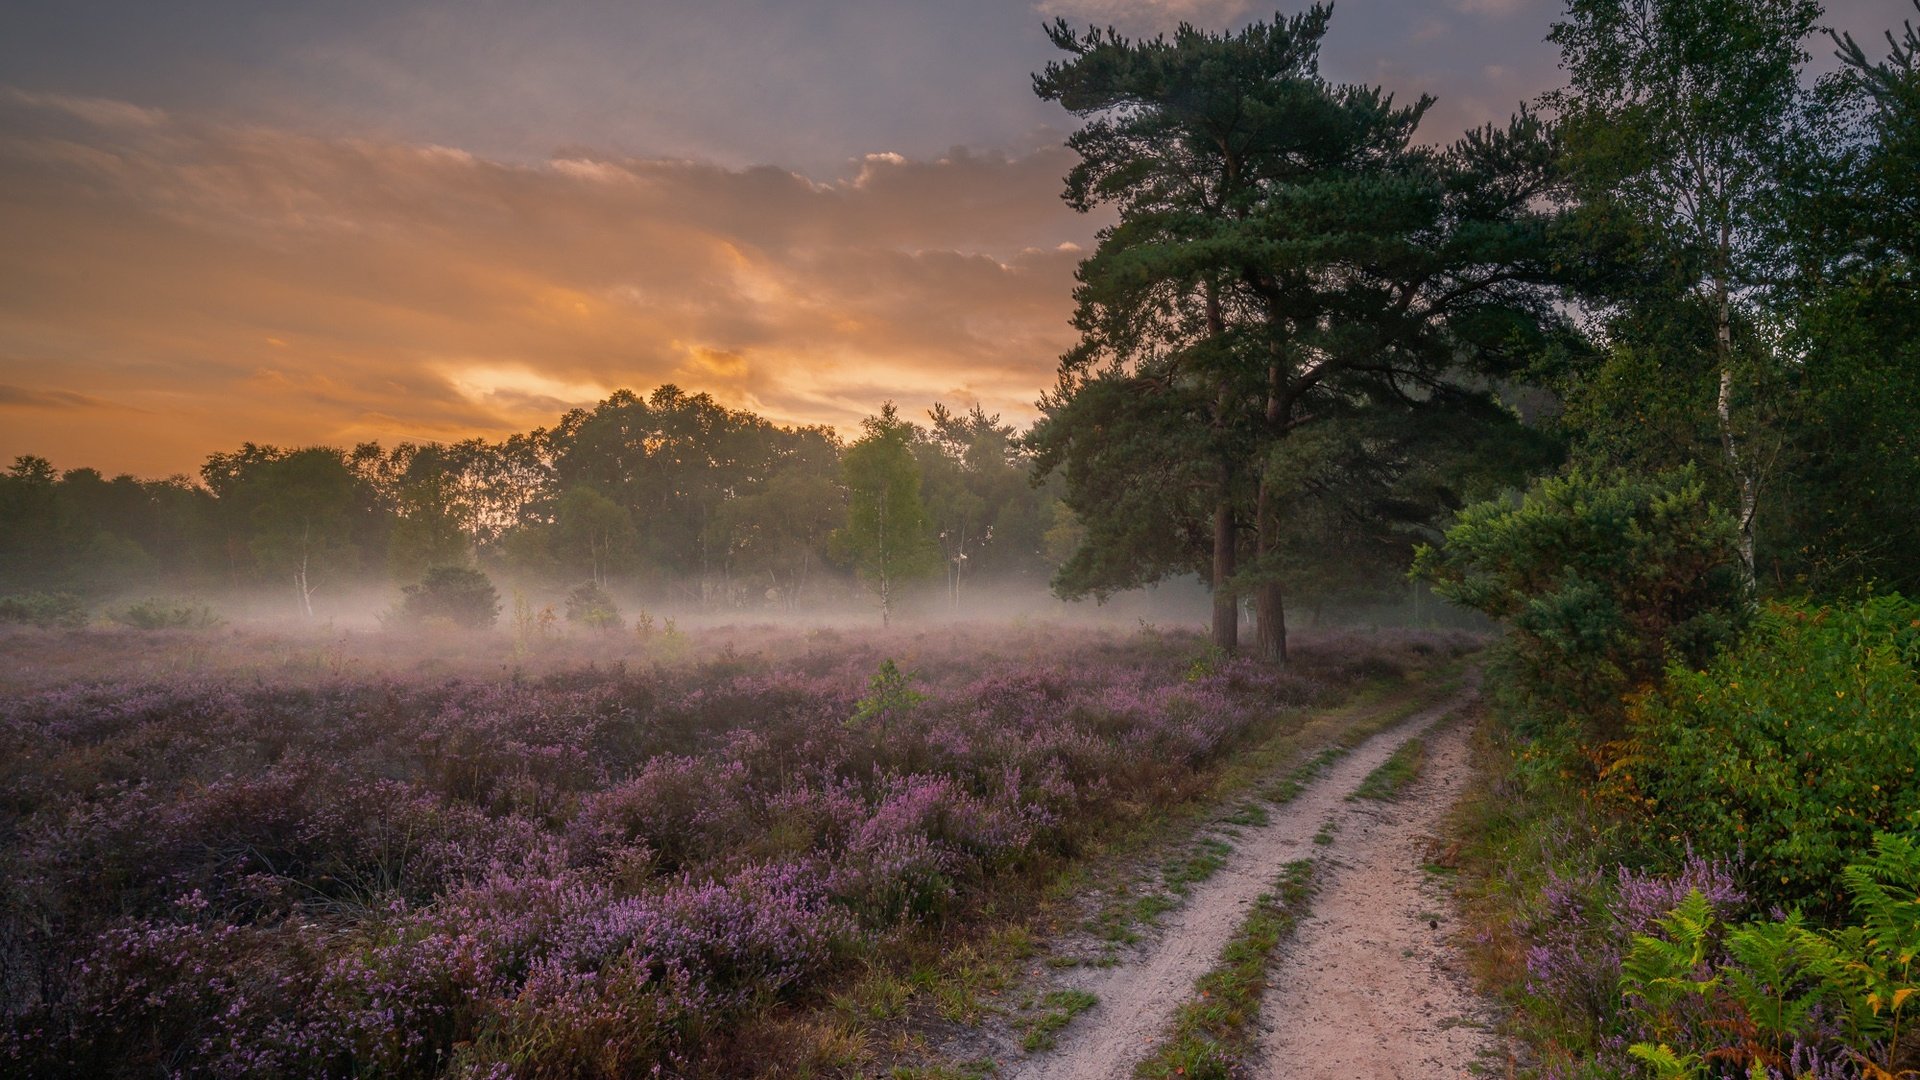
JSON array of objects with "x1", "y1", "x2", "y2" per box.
[
  {"x1": 1018, "y1": 989, "x2": 1098, "y2": 1053},
  {"x1": 202, "y1": 445, "x2": 374, "y2": 616},
  {"x1": 847, "y1": 659, "x2": 925, "y2": 736},
  {"x1": 1624, "y1": 1041, "x2": 1706, "y2": 1080},
  {"x1": 562, "y1": 581, "x2": 622, "y2": 630},
  {"x1": 550, "y1": 486, "x2": 634, "y2": 586},
  {"x1": 1414, "y1": 467, "x2": 1745, "y2": 739},
  {"x1": 1183, "y1": 643, "x2": 1228, "y2": 682},
  {"x1": 1831, "y1": 832, "x2": 1920, "y2": 1067},
  {"x1": 395, "y1": 566, "x2": 502, "y2": 630},
  {"x1": 1619, "y1": 833, "x2": 1920, "y2": 1075},
  {"x1": 919, "y1": 403, "x2": 1058, "y2": 599},
  {"x1": 1030, "y1": 371, "x2": 1229, "y2": 602},
  {"x1": 115, "y1": 599, "x2": 221, "y2": 630},
  {"x1": 1621, "y1": 889, "x2": 1722, "y2": 1045},
  {"x1": 0, "y1": 591, "x2": 88, "y2": 628},
  {"x1": 1135, "y1": 861, "x2": 1316, "y2": 1079},
  {"x1": 1350, "y1": 739, "x2": 1426, "y2": 802},
  {"x1": 1633, "y1": 596, "x2": 1920, "y2": 914},
  {"x1": 1547, "y1": 0, "x2": 1823, "y2": 588},
  {"x1": 1031, "y1": 6, "x2": 1568, "y2": 654},
  {"x1": 385, "y1": 443, "x2": 476, "y2": 582},
  {"x1": 835, "y1": 405, "x2": 939, "y2": 622},
  {"x1": 542, "y1": 386, "x2": 847, "y2": 587},
  {"x1": 1620, "y1": 892, "x2": 1840, "y2": 1074},
  {"x1": 0, "y1": 457, "x2": 218, "y2": 596},
  {"x1": 1720, "y1": 913, "x2": 1841, "y2": 1045}
]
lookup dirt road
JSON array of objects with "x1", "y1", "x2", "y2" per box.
[
  {"x1": 1003, "y1": 686, "x2": 1486, "y2": 1080},
  {"x1": 1254, "y1": 717, "x2": 1498, "y2": 1078}
]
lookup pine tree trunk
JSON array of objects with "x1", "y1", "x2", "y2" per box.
[
  {"x1": 1254, "y1": 478, "x2": 1287, "y2": 664},
  {"x1": 1254, "y1": 355, "x2": 1288, "y2": 663},
  {"x1": 1211, "y1": 495, "x2": 1238, "y2": 653}
]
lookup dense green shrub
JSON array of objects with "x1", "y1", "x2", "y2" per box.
[
  {"x1": 1414, "y1": 467, "x2": 1746, "y2": 740},
  {"x1": 1633, "y1": 595, "x2": 1920, "y2": 915},
  {"x1": 563, "y1": 581, "x2": 621, "y2": 630},
  {"x1": 116, "y1": 599, "x2": 222, "y2": 630},
  {"x1": 396, "y1": 566, "x2": 501, "y2": 629},
  {"x1": 0, "y1": 591, "x2": 88, "y2": 628}
]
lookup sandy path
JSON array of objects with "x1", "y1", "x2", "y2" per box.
[
  {"x1": 1255, "y1": 717, "x2": 1498, "y2": 1078},
  {"x1": 1005, "y1": 686, "x2": 1477, "y2": 1080}
]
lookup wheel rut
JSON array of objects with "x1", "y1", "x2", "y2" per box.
[
  {"x1": 1252, "y1": 716, "x2": 1498, "y2": 1079},
  {"x1": 1001, "y1": 684, "x2": 1481, "y2": 1080}
]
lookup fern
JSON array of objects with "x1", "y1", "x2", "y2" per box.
[
  {"x1": 1836, "y1": 832, "x2": 1920, "y2": 1073},
  {"x1": 1626, "y1": 1041, "x2": 1704, "y2": 1080},
  {"x1": 1622, "y1": 889, "x2": 1721, "y2": 1044},
  {"x1": 1721, "y1": 913, "x2": 1842, "y2": 1045},
  {"x1": 1616, "y1": 834, "x2": 1920, "y2": 1076}
]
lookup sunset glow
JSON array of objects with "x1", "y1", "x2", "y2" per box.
[{"x1": 0, "y1": 0, "x2": 1891, "y2": 474}]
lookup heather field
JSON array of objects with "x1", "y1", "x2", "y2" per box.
[{"x1": 0, "y1": 622, "x2": 1473, "y2": 1077}]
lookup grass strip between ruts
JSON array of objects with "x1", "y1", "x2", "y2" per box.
[{"x1": 1133, "y1": 860, "x2": 1319, "y2": 1079}]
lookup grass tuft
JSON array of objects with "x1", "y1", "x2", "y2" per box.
[
  {"x1": 1134, "y1": 860, "x2": 1317, "y2": 1078},
  {"x1": 1019, "y1": 989, "x2": 1100, "y2": 1052},
  {"x1": 1350, "y1": 737, "x2": 1427, "y2": 801}
]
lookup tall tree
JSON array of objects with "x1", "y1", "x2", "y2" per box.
[
  {"x1": 212, "y1": 447, "x2": 364, "y2": 617},
  {"x1": 920, "y1": 404, "x2": 1059, "y2": 606},
  {"x1": 1547, "y1": 0, "x2": 1820, "y2": 590},
  {"x1": 836, "y1": 404, "x2": 938, "y2": 625},
  {"x1": 1033, "y1": 7, "x2": 1564, "y2": 659},
  {"x1": 705, "y1": 425, "x2": 844, "y2": 608},
  {"x1": 1760, "y1": 3, "x2": 1920, "y2": 593},
  {"x1": 385, "y1": 443, "x2": 478, "y2": 581},
  {"x1": 552, "y1": 486, "x2": 634, "y2": 588}
]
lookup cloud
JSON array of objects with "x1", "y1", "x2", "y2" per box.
[
  {"x1": 1453, "y1": 0, "x2": 1530, "y2": 15},
  {"x1": 0, "y1": 92, "x2": 1098, "y2": 475},
  {"x1": 1033, "y1": 0, "x2": 1258, "y2": 32},
  {"x1": 0, "y1": 383, "x2": 126, "y2": 410},
  {"x1": 1, "y1": 88, "x2": 167, "y2": 129}
]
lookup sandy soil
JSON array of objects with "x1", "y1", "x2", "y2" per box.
[
  {"x1": 1254, "y1": 717, "x2": 1500, "y2": 1079},
  {"x1": 1001, "y1": 686, "x2": 1480, "y2": 1080}
]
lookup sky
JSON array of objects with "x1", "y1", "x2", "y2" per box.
[{"x1": 0, "y1": 0, "x2": 1905, "y2": 477}]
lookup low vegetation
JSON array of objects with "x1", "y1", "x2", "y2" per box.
[
  {"x1": 1349, "y1": 737, "x2": 1427, "y2": 802},
  {"x1": 0, "y1": 623, "x2": 1469, "y2": 1077},
  {"x1": 1018, "y1": 989, "x2": 1100, "y2": 1052},
  {"x1": 1435, "y1": 468, "x2": 1920, "y2": 1078}
]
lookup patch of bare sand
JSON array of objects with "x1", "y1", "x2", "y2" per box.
[{"x1": 1255, "y1": 719, "x2": 1500, "y2": 1079}]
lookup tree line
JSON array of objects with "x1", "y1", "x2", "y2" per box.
[{"x1": 0, "y1": 387, "x2": 1068, "y2": 619}]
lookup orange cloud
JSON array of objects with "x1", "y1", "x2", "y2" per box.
[{"x1": 0, "y1": 90, "x2": 1098, "y2": 476}]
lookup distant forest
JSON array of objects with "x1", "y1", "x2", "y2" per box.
[{"x1": 0, "y1": 389, "x2": 1086, "y2": 616}]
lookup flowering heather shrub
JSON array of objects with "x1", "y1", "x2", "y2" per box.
[
  {"x1": 0, "y1": 624, "x2": 1466, "y2": 1076},
  {"x1": 1514, "y1": 853, "x2": 1747, "y2": 1075}
]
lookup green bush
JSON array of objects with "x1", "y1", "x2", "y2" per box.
[
  {"x1": 1634, "y1": 596, "x2": 1920, "y2": 915},
  {"x1": 396, "y1": 566, "x2": 501, "y2": 630},
  {"x1": 563, "y1": 581, "x2": 621, "y2": 630},
  {"x1": 116, "y1": 598, "x2": 221, "y2": 630},
  {"x1": 0, "y1": 591, "x2": 88, "y2": 628},
  {"x1": 1414, "y1": 467, "x2": 1746, "y2": 741}
]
